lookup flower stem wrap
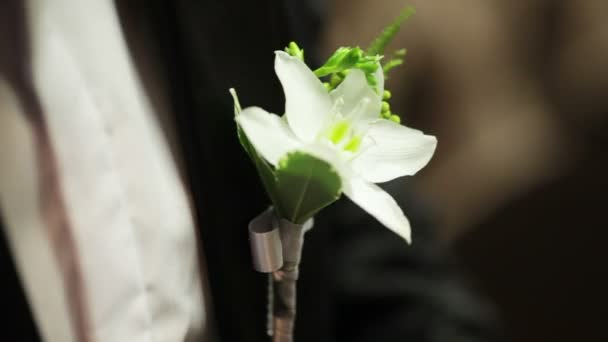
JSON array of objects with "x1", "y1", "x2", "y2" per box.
[
  {"x1": 272, "y1": 217, "x2": 306, "y2": 342},
  {"x1": 248, "y1": 209, "x2": 312, "y2": 342},
  {"x1": 249, "y1": 208, "x2": 284, "y2": 273}
]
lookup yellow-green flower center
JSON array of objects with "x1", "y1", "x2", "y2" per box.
[
  {"x1": 325, "y1": 120, "x2": 363, "y2": 153},
  {"x1": 328, "y1": 120, "x2": 350, "y2": 144}
]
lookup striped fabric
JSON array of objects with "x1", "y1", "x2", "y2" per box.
[{"x1": 0, "y1": 1, "x2": 208, "y2": 341}]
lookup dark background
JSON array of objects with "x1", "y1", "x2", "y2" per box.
[{"x1": 323, "y1": 1, "x2": 608, "y2": 341}]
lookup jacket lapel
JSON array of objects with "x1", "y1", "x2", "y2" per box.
[{"x1": 146, "y1": 1, "x2": 294, "y2": 341}]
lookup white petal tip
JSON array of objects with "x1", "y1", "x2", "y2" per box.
[
  {"x1": 344, "y1": 178, "x2": 413, "y2": 245},
  {"x1": 229, "y1": 88, "x2": 242, "y2": 115},
  {"x1": 391, "y1": 224, "x2": 411, "y2": 244},
  {"x1": 274, "y1": 50, "x2": 292, "y2": 59}
]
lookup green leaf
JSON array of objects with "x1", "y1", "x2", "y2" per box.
[
  {"x1": 356, "y1": 56, "x2": 382, "y2": 73},
  {"x1": 230, "y1": 89, "x2": 284, "y2": 215},
  {"x1": 230, "y1": 89, "x2": 255, "y2": 156},
  {"x1": 238, "y1": 124, "x2": 284, "y2": 212},
  {"x1": 366, "y1": 6, "x2": 415, "y2": 56},
  {"x1": 275, "y1": 152, "x2": 342, "y2": 223}
]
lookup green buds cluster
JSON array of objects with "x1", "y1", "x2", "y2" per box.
[
  {"x1": 383, "y1": 90, "x2": 392, "y2": 100},
  {"x1": 380, "y1": 90, "x2": 400, "y2": 123},
  {"x1": 367, "y1": 7, "x2": 414, "y2": 123},
  {"x1": 313, "y1": 47, "x2": 380, "y2": 79},
  {"x1": 285, "y1": 41, "x2": 305, "y2": 61},
  {"x1": 312, "y1": 46, "x2": 383, "y2": 93},
  {"x1": 283, "y1": 42, "x2": 381, "y2": 92},
  {"x1": 286, "y1": 6, "x2": 413, "y2": 125},
  {"x1": 313, "y1": 47, "x2": 362, "y2": 78}
]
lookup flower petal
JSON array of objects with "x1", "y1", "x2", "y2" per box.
[
  {"x1": 330, "y1": 69, "x2": 381, "y2": 120},
  {"x1": 374, "y1": 64, "x2": 384, "y2": 98},
  {"x1": 275, "y1": 51, "x2": 332, "y2": 142},
  {"x1": 236, "y1": 106, "x2": 302, "y2": 166},
  {"x1": 343, "y1": 177, "x2": 411, "y2": 243},
  {"x1": 352, "y1": 120, "x2": 437, "y2": 183}
]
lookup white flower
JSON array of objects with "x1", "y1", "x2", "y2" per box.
[{"x1": 235, "y1": 51, "x2": 437, "y2": 243}]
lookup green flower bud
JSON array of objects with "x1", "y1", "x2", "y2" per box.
[
  {"x1": 382, "y1": 59, "x2": 403, "y2": 75},
  {"x1": 356, "y1": 61, "x2": 379, "y2": 74},
  {"x1": 343, "y1": 48, "x2": 363, "y2": 67},
  {"x1": 314, "y1": 47, "x2": 363, "y2": 77},
  {"x1": 381, "y1": 110, "x2": 392, "y2": 119},
  {"x1": 381, "y1": 101, "x2": 390, "y2": 113},
  {"x1": 330, "y1": 73, "x2": 343, "y2": 87},
  {"x1": 285, "y1": 41, "x2": 305, "y2": 61},
  {"x1": 394, "y1": 48, "x2": 407, "y2": 58},
  {"x1": 389, "y1": 114, "x2": 401, "y2": 124},
  {"x1": 383, "y1": 90, "x2": 392, "y2": 100},
  {"x1": 323, "y1": 82, "x2": 332, "y2": 91},
  {"x1": 337, "y1": 70, "x2": 350, "y2": 78},
  {"x1": 366, "y1": 73, "x2": 378, "y2": 90}
]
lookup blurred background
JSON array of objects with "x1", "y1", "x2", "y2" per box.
[{"x1": 321, "y1": 0, "x2": 607, "y2": 341}]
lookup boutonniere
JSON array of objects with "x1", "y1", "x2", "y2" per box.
[{"x1": 230, "y1": 7, "x2": 436, "y2": 341}]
